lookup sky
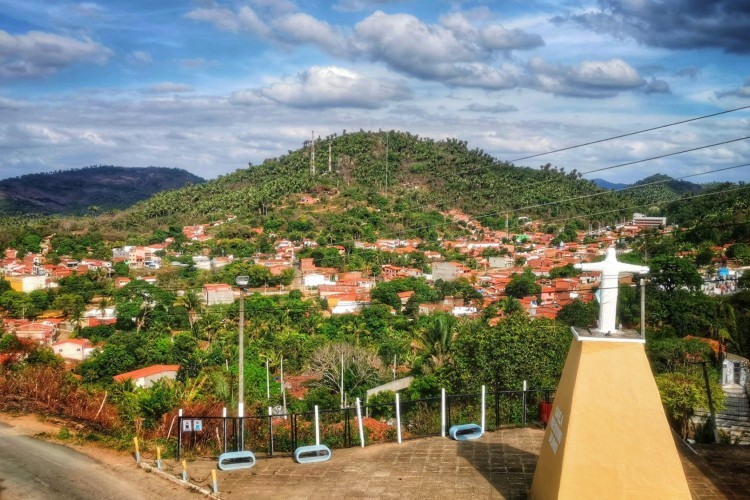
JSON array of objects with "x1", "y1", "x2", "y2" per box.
[{"x1": 1, "y1": 0, "x2": 749, "y2": 184}]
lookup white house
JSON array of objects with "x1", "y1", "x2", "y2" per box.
[
  {"x1": 52, "y1": 339, "x2": 96, "y2": 361},
  {"x1": 113, "y1": 364, "x2": 180, "y2": 388}
]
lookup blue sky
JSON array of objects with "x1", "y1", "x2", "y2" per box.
[{"x1": 1, "y1": 0, "x2": 749, "y2": 184}]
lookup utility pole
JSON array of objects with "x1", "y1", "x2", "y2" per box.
[
  {"x1": 328, "y1": 142, "x2": 332, "y2": 173},
  {"x1": 235, "y1": 275, "x2": 250, "y2": 450},
  {"x1": 310, "y1": 131, "x2": 315, "y2": 175},
  {"x1": 340, "y1": 351, "x2": 345, "y2": 409},
  {"x1": 385, "y1": 132, "x2": 389, "y2": 196}
]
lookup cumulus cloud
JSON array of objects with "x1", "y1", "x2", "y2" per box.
[
  {"x1": 274, "y1": 13, "x2": 351, "y2": 57},
  {"x1": 716, "y1": 79, "x2": 750, "y2": 99},
  {"x1": 0, "y1": 29, "x2": 112, "y2": 78},
  {"x1": 352, "y1": 11, "x2": 536, "y2": 89},
  {"x1": 554, "y1": 0, "x2": 750, "y2": 53},
  {"x1": 528, "y1": 57, "x2": 645, "y2": 98},
  {"x1": 139, "y1": 82, "x2": 195, "y2": 94},
  {"x1": 257, "y1": 66, "x2": 412, "y2": 109},
  {"x1": 183, "y1": 5, "x2": 653, "y2": 99}
]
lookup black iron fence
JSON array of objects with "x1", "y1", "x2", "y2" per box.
[{"x1": 176, "y1": 387, "x2": 555, "y2": 460}]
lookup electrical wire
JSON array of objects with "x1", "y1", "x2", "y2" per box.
[{"x1": 508, "y1": 104, "x2": 750, "y2": 163}]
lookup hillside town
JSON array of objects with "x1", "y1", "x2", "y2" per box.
[{"x1": 1, "y1": 210, "x2": 745, "y2": 364}]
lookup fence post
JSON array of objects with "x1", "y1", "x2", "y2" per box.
[
  {"x1": 356, "y1": 397, "x2": 365, "y2": 448},
  {"x1": 481, "y1": 385, "x2": 486, "y2": 433},
  {"x1": 181, "y1": 460, "x2": 188, "y2": 482},
  {"x1": 211, "y1": 469, "x2": 218, "y2": 495},
  {"x1": 522, "y1": 380, "x2": 527, "y2": 425},
  {"x1": 177, "y1": 408, "x2": 183, "y2": 460},
  {"x1": 314, "y1": 405, "x2": 321, "y2": 447},
  {"x1": 292, "y1": 413, "x2": 297, "y2": 451},
  {"x1": 268, "y1": 406, "x2": 274, "y2": 456},
  {"x1": 222, "y1": 407, "x2": 227, "y2": 453},
  {"x1": 441, "y1": 388, "x2": 446, "y2": 438},
  {"x1": 156, "y1": 446, "x2": 162, "y2": 470},
  {"x1": 395, "y1": 393, "x2": 402, "y2": 445}
]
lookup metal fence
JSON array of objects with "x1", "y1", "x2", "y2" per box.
[{"x1": 176, "y1": 386, "x2": 555, "y2": 460}]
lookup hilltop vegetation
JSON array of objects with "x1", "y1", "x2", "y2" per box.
[{"x1": 0, "y1": 165, "x2": 204, "y2": 216}]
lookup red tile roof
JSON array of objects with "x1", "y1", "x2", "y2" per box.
[{"x1": 113, "y1": 364, "x2": 180, "y2": 383}]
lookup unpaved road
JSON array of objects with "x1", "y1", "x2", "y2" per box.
[{"x1": 0, "y1": 415, "x2": 199, "y2": 500}]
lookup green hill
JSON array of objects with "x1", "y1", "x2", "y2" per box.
[
  {"x1": 94, "y1": 130, "x2": 635, "y2": 242},
  {"x1": 0, "y1": 165, "x2": 204, "y2": 216}
]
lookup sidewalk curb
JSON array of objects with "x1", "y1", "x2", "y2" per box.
[{"x1": 138, "y1": 461, "x2": 219, "y2": 499}]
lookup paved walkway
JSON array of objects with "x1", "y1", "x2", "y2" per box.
[{"x1": 173, "y1": 428, "x2": 749, "y2": 499}]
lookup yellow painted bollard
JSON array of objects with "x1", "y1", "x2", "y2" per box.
[
  {"x1": 211, "y1": 469, "x2": 218, "y2": 494},
  {"x1": 133, "y1": 437, "x2": 140, "y2": 463},
  {"x1": 181, "y1": 460, "x2": 188, "y2": 482},
  {"x1": 156, "y1": 446, "x2": 162, "y2": 470}
]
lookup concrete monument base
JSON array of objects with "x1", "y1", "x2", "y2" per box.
[{"x1": 529, "y1": 328, "x2": 691, "y2": 499}]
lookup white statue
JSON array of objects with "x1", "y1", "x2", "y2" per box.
[{"x1": 574, "y1": 248, "x2": 649, "y2": 334}]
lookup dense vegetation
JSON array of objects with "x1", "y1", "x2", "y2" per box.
[{"x1": 0, "y1": 165, "x2": 204, "y2": 216}]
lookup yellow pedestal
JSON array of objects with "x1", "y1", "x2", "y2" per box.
[{"x1": 530, "y1": 331, "x2": 691, "y2": 499}]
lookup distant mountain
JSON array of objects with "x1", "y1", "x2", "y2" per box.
[
  {"x1": 592, "y1": 178, "x2": 629, "y2": 190},
  {"x1": 631, "y1": 174, "x2": 703, "y2": 195},
  {"x1": 0, "y1": 166, "x2": 204, "y2": 215}
]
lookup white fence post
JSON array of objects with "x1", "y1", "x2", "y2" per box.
[
  {"x1": 314, "y1": 405, "x2": 320, "y2": 446},
  {"x1": 481, "y1": 385, "x2": 486, "y2": 433},
  {"x1": 356, "y1": 398, "x2": 365, "y2": 448},
  {"x1": 395, "y1": 393, "x2": 402, "y2": 445},
  {"x1": 441, "y1": 388, "x2": 446, "y2": 438}
]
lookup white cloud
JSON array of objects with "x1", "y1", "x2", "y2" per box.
[
  {"x1": 274, "y1": 13, "x2": 350, "y2": 57},
  {"x1": 257, "y1": 66, "x2": 412, "y2": 109},
  {"x1": 185, "y1": 6, "x2": 269, "y2": 36},
  {"x1": 0, "y1": 29, "x2": 112, "y2": 78},
  {"x1": 529, "y1": 57, "x2": 645, "y2": 97}
]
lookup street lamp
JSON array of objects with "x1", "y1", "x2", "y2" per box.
[{"x1": 236, "y1": 275, "x2": 249, "y2": 450}]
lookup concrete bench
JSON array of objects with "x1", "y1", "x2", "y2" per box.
[
  {"x1": 449, "y1": 423, "x2": 483, "y2": 441},
  {"x1": 293, "y1": 444, "x2": 332, "y2": 464},
  {"x1": 217, "y1": 450, "x2": 256, "y2": 470}
]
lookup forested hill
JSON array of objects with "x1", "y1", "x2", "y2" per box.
[
  {"x1": 100, "y1": 130, "x2": 634, "y2": 238},
  {"x1": 0, "y1": 166, "x2": 204, "y2": 216}
]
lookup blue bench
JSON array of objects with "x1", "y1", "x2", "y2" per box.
[
  {"x1": 217, "y1": 450, "x2": 256, "y2": 470},
  {"x1": 293, "y1": 444, "x2": 332, "y2": 464},
  {"x1": 449, "y1": 423, "x2": 483, "y2": 441}
]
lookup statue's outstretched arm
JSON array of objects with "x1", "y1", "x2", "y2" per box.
[{"x1": 615, "y1": 263, "x2": 649, "y2": 275}]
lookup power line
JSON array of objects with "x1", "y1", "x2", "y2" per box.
[{"x1": 509, "y1": 104, "x2": 750, "y2": 163}]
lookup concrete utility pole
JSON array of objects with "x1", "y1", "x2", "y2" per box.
[
  {"x1": 310, "y1": 131, "x2": 315, "y2": 175},
  {"x1": 235, "y1": 275, "x2": 250, "y2": 450}
]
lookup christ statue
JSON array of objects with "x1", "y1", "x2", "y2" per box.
[{"x1": 574, "y1": 247, "x2": 649, "y2": 334}]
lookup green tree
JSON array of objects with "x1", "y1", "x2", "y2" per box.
[
  {"x1": 556, "y1": 299, "x2": 598, "y2": 327},
  {"x1": 656, "y1": 371, "x2": 724, "y2": 439},
  {"x1": 505, "y1": 268, "x2": 541, "y2": 299},
  {"x1": 648, "y1": 256, "x2": 702, "y2": 293}
]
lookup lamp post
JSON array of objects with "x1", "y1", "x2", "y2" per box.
[{"x1": 236, "y1": 275, "x2": 249, "y2": 450}]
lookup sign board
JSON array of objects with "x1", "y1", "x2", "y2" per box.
[
  {"x1": 193, "y1": 419, "x2": 203, "y2": 432},
  {"x1": 182, "y1": 419, "x2": 192, "y2": 432}
]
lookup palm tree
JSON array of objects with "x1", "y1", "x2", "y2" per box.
[
  {"x1": 499, "y1": 296, "x2": 523, "y2": 316},
  {"x1": 414, "y1": 313, "x2": 458, "y2": 372},
  {"x1": 176, "y1": 289, "x2": 203, "y2": 334}
]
